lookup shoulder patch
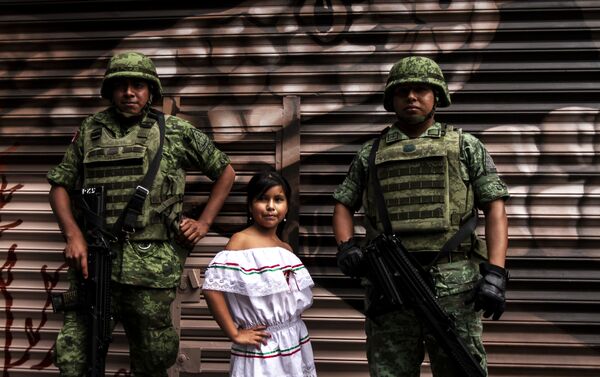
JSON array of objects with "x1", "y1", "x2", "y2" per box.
[{"x1": 484, "y1": 151, "x2": 498, "y2": 173}]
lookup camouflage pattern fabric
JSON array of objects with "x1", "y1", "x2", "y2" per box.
[
  {"x1": 47, "y1": 107, "x2": 230, "y2": 288},
  {"x1": 365, "y1": 260, "x2": 487, "y2": 377},
  {"x1": 333, "y1": 122, "x2": 509, "y2": 215},
  {"x1": 101, "y1": 51, "x2": 163, "y2": 100},
  {"x1": 370, "y1": 125, "x2": 471, "y2": 249},
  {"x1": 333, "y1": 121, "x2": 508, "y2": 376},
  {"x1": 49, "y1": 52, "x2": 230, "y2": 375},
  {"x1": 112, "y1": 240, "x2": 188, "y2": 287},
  {"x1": 54, "y1": 281, "x2": 178, "y2": 377},
  {"x1": 383, "y1": 56, "x2": 451, "y2": 111},
  {"x1": 80, "y1": 110, "x2": 190, "y2": 241}
]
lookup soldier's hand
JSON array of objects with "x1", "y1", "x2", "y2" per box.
[
  {"x1": 179, "y1": 217, "x2": 209, "y2": 247},
  {"x1": 466, "y1": 262, "x2": 509, "y2": 320},
  {"x1": 336, "y1": 238, "x2": 366, "y2": 278},
  {"x1": 64, "y1": 232, "x2": 89, "y2": 279}
]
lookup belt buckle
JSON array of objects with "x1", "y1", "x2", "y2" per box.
[{"x1": 135, "y1": 185, "x2": 149, "y2": 195}]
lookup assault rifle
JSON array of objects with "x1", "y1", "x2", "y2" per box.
[
  {"x1": 51, "y1": 186, "x2": 114, "y2": 377},
  {"x1": 364, "y1": 233, "x2": 486, "y2": 377}
]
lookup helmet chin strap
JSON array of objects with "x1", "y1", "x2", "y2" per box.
[
  {"x1": 143, "y1": 93, "x2": 153, "y2": 112},
  {"x1": 114, "y1": 107, "x2": 139, "y2": 118}
]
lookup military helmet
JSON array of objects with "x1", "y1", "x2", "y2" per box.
[
  {"x1": 383, "y1": 56, "x2": 451, "y2": 111},
  {"x1": 100, "y1": 52, "x2": 163, "y2": 100}
]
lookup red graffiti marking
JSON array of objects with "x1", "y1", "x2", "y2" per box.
[
  {"x1": 0, "y1": 144, "x2": 23, "y2": 213},
  {"x1": 1, "y1": 146, "x2": 35, "y2": 375},
  {"x1": 0, "y1": 176, "x2": 24, "y2": 233},
  {"x1": 0, "y1": 249, "x2": 64, "y2": 375},
  {"x1": 31, "y1": 263, "x2": 67, "y2": 370},
  {"x1": 0, "y1": 167, "x2": 68, "y2": 374},
  {"x1": 0, "y1": 220, "x2": 22, "y2": 236},
  {"x1": 1, "y1": 162, "x2": 21, "y2": 376},
  {"x1": 1, "y1": 244, "x2": 18, "y2": 377},
  {"x1": 31, "y1": 347, "x2": 54, "y2": 370}
]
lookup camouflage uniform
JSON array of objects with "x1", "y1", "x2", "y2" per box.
[
  {"x1": 333, "y1": 57, "x2": 509, "y2": 377},
  {"x1": 48, "y1": 52, "x2": 231, "y2": 376}
]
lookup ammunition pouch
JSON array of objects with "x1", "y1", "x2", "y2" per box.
[{"x1": 51, "y1": 286, "x2": 82, "y2": 313}]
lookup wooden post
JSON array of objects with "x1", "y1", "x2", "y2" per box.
[
  {"x1": 162, "y1": 96, "x2": 181, "y2": 116},
  {"x1": 281, "y1": 96, "x2": 301, "y2": 251}
]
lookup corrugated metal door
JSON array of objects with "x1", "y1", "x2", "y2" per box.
[{"x1": 1, "y1": 1, "x2": 599, "y2": 376}]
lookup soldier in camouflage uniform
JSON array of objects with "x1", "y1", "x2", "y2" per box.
[
  {"x1": 332, "y1": 56, "x2": 509, "y2": 376},
  {"x1": 48, "y1": 52, "x2": 236, "y2": 376}
]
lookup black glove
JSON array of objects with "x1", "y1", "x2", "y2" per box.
[
  {"x1": 336, "y1": 238, "x2": 365, "y2": 278},
  {"x1": 466, "y1": 262, "x2": 509, "y2": 320}
]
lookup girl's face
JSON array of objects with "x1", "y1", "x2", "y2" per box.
[{"x1": 250, "y1": 185, "x2": 288, "y2": 230}]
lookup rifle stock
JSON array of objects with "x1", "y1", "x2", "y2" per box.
[
  {"x1": 51, "y1": 187, "x2": 113, "y2": 377},
  {"x1": 364, "y1": 233, "x2": 486, "y2": 377}
]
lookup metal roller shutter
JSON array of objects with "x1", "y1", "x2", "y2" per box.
[{"x1": 1, "y1": 1, "x2": 598, "y2": 376}]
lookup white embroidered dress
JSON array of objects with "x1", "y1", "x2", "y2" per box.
[{"x1": 202, "y1": 247, "x2": 317, "y2": 377}]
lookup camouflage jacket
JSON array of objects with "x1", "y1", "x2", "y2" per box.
[{"x1": 48, "y1": 107, "x2": 231, "y2": 288}]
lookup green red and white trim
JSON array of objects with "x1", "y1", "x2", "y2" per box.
[
  {"x1": 231, "y1": 334, "x2": 311, "y2": 359},
  {"x1": 206, "y1": 261, "x2": 306, "y2": 275}
]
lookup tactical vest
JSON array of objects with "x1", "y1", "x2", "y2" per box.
[
  {"x1": 366, "y1": 125, "x2": 484, "y2": 256},
  {"x1": 81, "y1": 112, "x2": 185, "y2": 241}
]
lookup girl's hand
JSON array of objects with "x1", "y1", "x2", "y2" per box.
[{"x1": 232, "y1": 326, "x2": 270, "y2": 348}]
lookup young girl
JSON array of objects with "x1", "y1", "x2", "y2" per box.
[{"x1": 202, "y1": 170, "x2": 317, "y2": 377}]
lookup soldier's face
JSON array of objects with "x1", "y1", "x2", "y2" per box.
[
  {"x1": 249, "y1": 185, "x2": 288, "y2": 231},
  {"x1": 112, "y1": 78, "x2": 150, "y2": 115},
  {"x1": 392, "y1": 84, "x2": 435, "y2": 124}
]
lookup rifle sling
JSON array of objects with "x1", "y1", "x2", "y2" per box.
[
  {"x1": 367, "y1": 137, "x2": 393, "y2": 235},
  {"x1": 78, "y1": 198, "x2": 103, "y2": 231},
  {"x1": 112, "y1": 109, "x2": 166, "y2": 237}
]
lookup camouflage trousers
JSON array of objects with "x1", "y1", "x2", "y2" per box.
[
  {"x1": 365, "y1": 259, "x2": 487, "y2": 377},
  {"x1": 54, "y1": 282, "x2": 179, "y2": 377}
]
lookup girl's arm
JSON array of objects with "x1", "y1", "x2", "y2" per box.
[{"x1": 203, "y1": 289, "x2": 270, "y2": 347}]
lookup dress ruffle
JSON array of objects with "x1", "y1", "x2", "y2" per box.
[{"x1": 202, "y1": 247, "x2": 314, "y2": 297}]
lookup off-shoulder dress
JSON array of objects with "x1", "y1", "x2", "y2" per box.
[{"x1": 202, "y1": 247, "x2": 317, "y2": 377}]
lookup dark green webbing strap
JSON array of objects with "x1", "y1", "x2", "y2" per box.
[
  {"x1": 367, "y1": 136, "x2": 393, "y2": 235},
  {"x1": 112, "y1": 110, "x2": 166, "y2": 237}
]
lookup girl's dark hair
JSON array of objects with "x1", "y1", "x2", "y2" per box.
[{"x1": 246, "y1": 170, "x2": 292, "y2": 237}]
